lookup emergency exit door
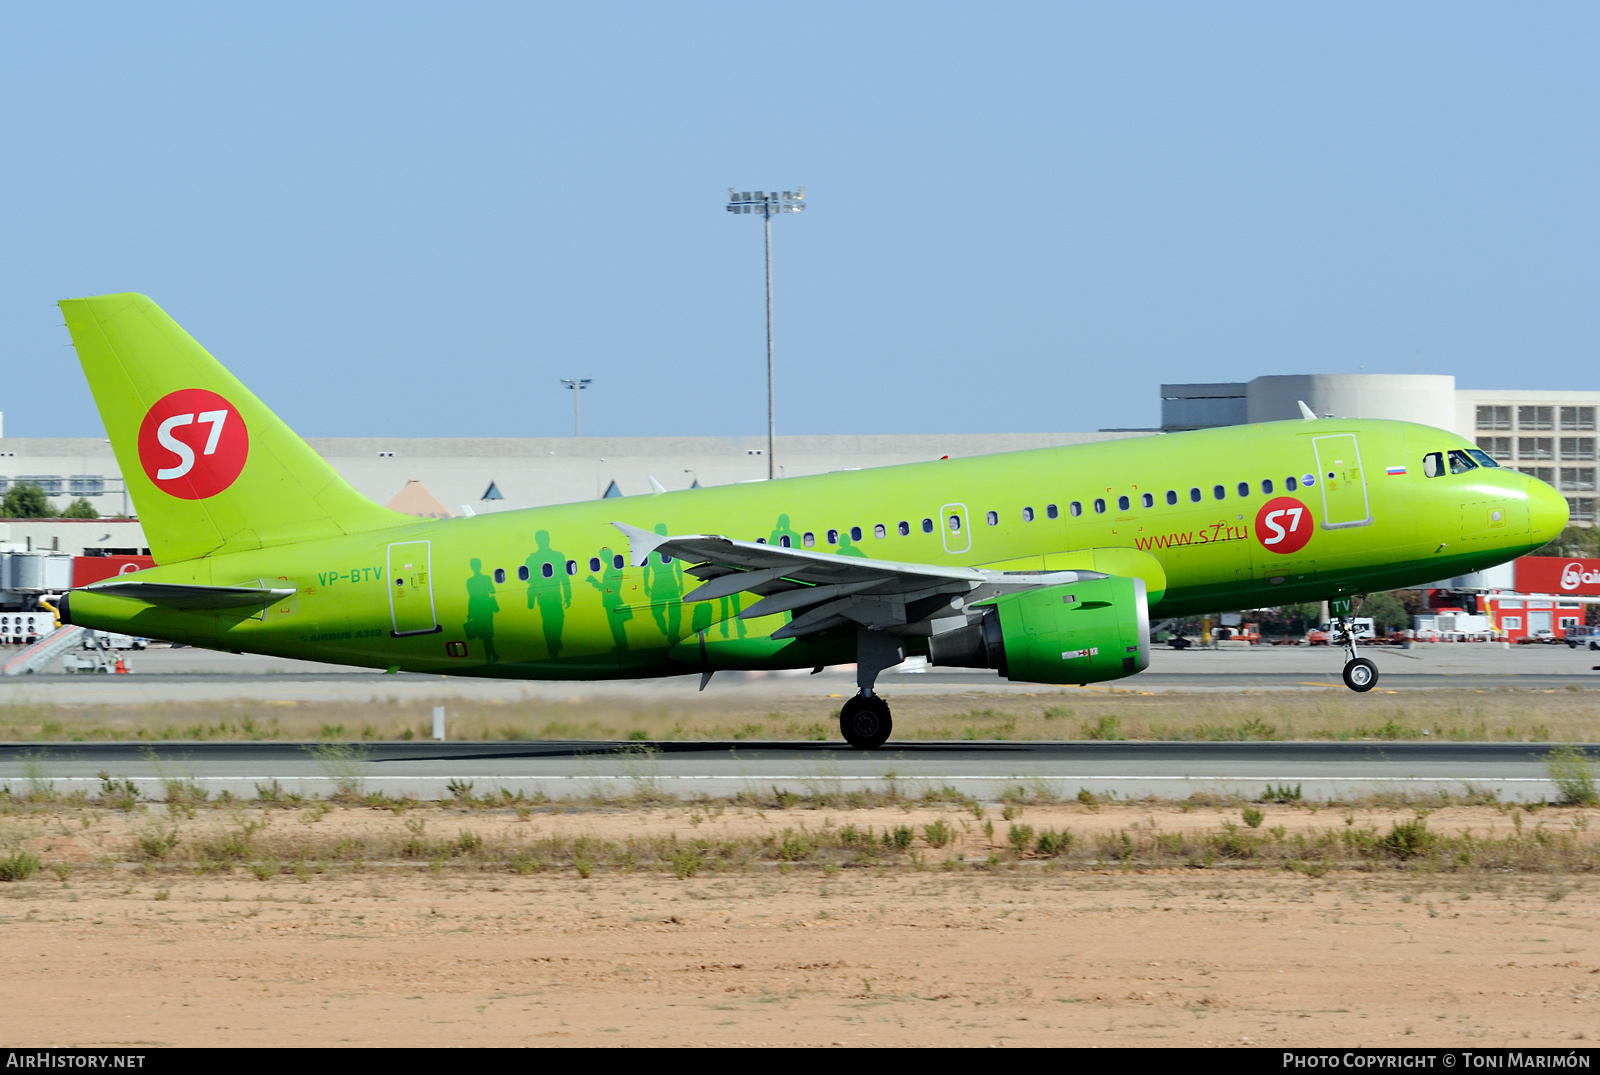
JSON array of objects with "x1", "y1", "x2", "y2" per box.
[
  {"x1": 1311, "y1": 434, "x2": 1373, "y2": 530},
  {"x1": 388, "y1": 541, "x2": 440, "y2": 636}
]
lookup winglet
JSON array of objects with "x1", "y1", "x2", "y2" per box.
[
  {"x1": 1297, "y1": 400, "x2": 1317, "y2": 421},
  {"x1": 612, "y1": 521, "x2": 670, "y2": 567}
]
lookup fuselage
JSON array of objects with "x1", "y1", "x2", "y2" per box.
[{"x1": 66, "y1": 417, "x2": 1566, "y2": 679}]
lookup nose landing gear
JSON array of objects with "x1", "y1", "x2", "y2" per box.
[{"x1": 1335, "y1": 613, "x2": 1378, "y2": 692}]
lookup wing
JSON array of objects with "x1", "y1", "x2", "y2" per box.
[
  {"x1": 611, "y1": 522, "x2": 1101, "y2": 640},
  {"x1": 81, "y1": 580, "x2": 297, "y2": 610}
]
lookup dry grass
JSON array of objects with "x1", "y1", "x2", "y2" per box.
[
  {"x1": 2, "y1": 782, "x2": 1598, "y2": 880},
  {"x1": 2, "y1": 687, "x2": 1599, "y2": 743}
]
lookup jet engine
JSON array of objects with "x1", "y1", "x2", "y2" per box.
[{"x1": 927, "y1": 576, "x2": 1150, "y2": 685}]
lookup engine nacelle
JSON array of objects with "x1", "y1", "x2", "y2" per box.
[{"x1": 927, "y1": 577, "x2": 1150, "y2": 684}]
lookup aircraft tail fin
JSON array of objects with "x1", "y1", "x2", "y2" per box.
[{"x1": 58, "y1": 293, "x2": 408, "y2": 564}]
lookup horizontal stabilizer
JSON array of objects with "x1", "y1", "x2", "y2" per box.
[{"x1": 82, "y1": 580, "x2": 296, "y2": 610}]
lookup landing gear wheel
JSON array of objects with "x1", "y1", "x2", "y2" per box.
[
  {"x1": 1342, "y1": 657, "x2": 1378, "y2": 692},
  {"x1": 839, "y1": 694, "x2": 893, "y2": 749}
]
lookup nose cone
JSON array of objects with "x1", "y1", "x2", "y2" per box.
[{"x1": 1527, "y1": 476, "x2": 1569, "y2": 546}]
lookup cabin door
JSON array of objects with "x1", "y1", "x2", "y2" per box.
[
  {"x1": 1311, "y1": 434, "x2": 1373, "y2": 530},
  {"x1": 388, "y1": 540, "x2": 440, "y2": 637}
]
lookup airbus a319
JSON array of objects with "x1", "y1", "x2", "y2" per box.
[{"x1": 53, "y1": 295, "x2": 1567, "y2": 747}]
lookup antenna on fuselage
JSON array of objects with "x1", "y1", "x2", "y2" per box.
[{"x1": 1297, "y1": 400, "x2": 1318, "y2": 421}]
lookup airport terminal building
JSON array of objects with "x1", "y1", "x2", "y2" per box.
[{"x1": 0, "y1": 373, "x2": 1595, "y2": 559}]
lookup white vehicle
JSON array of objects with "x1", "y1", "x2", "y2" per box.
[
  {"x1": 1320, "y1": 618, "x2": 1376, "y2": 641},
  {"x1": 80, "y1": 630, "x2": 147, "y2": 651}
]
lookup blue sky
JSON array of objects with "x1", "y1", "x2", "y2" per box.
[{"x1": 3, "y1": 3, "x2": 1596, "y2": 439}]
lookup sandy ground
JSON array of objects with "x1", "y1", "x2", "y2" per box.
[{"x1": 3, "y1": 803, "x2": 1600, "y2": 1046}]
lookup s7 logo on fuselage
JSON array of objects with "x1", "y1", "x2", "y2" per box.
[{"x1": 1254, "y1": 496, "x2": 1312, "y2": 555}]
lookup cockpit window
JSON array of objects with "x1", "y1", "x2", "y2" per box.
[
  {"x1": 1423, "y1": 452, "x2": 1445, "y2": 478},
  {"x1": 1465, "y1": 449, "x2": 1500, "y2": 469},
  {"x1": 1448, "y1": 449, "x2": 1478, "y2": 475}
]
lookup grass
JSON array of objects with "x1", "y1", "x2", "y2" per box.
[
  {"x1": 1, "y1": 689, "x2": 1598, "y2": 744},
  {"x1": 0, "y1": 787, "x2": 1597, "y2": 880},
  {"x1": 1546, "y1": 745, "x2": 1598, "y2": 806}
]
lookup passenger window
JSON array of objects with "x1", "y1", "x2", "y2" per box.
[
  {"x1": 985, "y1": 510, "x2": 998, "y2": 526},
  {"x1": 1093, "y1": 498, "x2": 1106, "y2": 514},
  {"x1": 1022, "y1": 506, "x2": 1034, "y2": 522},
  {"x1": 921, "y1": 518, "x2": 934, "y2": 534},
  {"x1": 1189, "y1": 488, "x2": 1202, "y2": 503},
  {"x1": 1069, "y1": 501, "x2": 1082, "y2": 517},
  {"x1": 661, "y1": 554, "x2": 671, "y2": 564},
  {"x1": 589, "y1": 557, "x2": 601, "y2": 573},
  {"x1": 851, "y1": 526, "x2": 863, "y2": 541},
  {"x1": 1046, "y1": 504, "x2": 1058, "y2": 520},
  {"x1": 493, "y1": 568, "x2": 505, "y2": 584},
  {"x1": 1117, "y1": 495, "x2": 1130, "y2": 511},
  {"x1": 1448, "y1": 449, "x2": 1478, "y2": 475},
  {"x1": 1262, "y1": 478, "x2": 1274, "y2": 495},
  {"x1": 802, "y1": 532, "x2": 815, "y2": 547},
  {"x1": 1237, "y1": 482, "x2": 1249, "y2": 498},
  {"x1": 897, "y1": 521, "x2": 910, "y2": 536},
  {"x1": 948, "y1": 514, "x2": 961, "y2": 533},
  {"x1": 779, "y1": 535, "x2": 791, "y2": 547},
  {"x1": 565, "y1": 560, "x2": 576, "y2": 575},
  {"x1": 875, "y1": 524, "x2": 887, "y2": 539},
  {"x1": 1165, "y1": 490, "x2": 1177, "y2": 506},
  {"x1": 1213, "y1": 485, "x2": 1225, "y2": 500},
  {"x1": 542, "y1": 563, "x2": 554, "y2": 579},
  {"x1": 1141, "y1": 492, "x2": 1154, "y2": 508},
  {"x1": 518, "y1": 565, "x2": 530, "y2": 582},
  {"x1": 826, "y1": 529, "x2": 838, "y2": 545},
  {"x1": 612, "y1": 554, "x2": 625, "y2": 570},
  {"x1": 1285, "y1": 476, "x2": 1298, "y2": 491}
]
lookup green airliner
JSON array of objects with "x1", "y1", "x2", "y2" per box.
[{"x1": 53, "y1": 294, "x2": 1567, "y2": 747}]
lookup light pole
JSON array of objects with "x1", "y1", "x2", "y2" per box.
[
  {"x1": 726, "y1": 187, "x2": 805, "y2": 480},
  {"x1": 561, "y1": 378, "x2": 591, "y2": 437}
]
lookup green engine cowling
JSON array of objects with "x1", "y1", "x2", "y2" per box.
[{"x1": 927, "y1": 576, "x2": 1150, "y2": 685}]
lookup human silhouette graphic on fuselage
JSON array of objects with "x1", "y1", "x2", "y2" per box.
[
  {"x1": 768, "y1": 513, "x2": 799, "y2": 549},
  {"x1": 463, "y1": 557, "x2": 500, "y2": 663},
  {"x1": 586, "y1": 547, "x2": 631, "y2": 653},
  {"x1": 644, "y1": 522, "x2": 683, "y2": 643},
  {"x1": 524, "y1": 530, "x2": 571, "y2": 659}
]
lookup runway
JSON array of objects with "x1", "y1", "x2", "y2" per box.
[
  {"x1": 1, "y1": 642, "x2": 1597, "y2": 705},
  {"x1": 4, "y1": 738, "x2": 1584, "y2": 803}
]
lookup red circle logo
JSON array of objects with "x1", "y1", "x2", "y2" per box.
[
  {"x1": 136, "y1": 389, "x2": 249, "y2": 500},
  {"x1": 1254, "y1": 496, "x2": 1313, "y2": 555}
]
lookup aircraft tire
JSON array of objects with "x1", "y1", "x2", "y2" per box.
[
  {"x1": 1342, "y1": 657, "x2": 1378, "y2": 693},
  {"x1": 840, "y1": 694, "x2": 893, "y2": 749}
]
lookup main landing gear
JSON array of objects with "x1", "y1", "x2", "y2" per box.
[
  {"x1": 840, "y1": 693, "x2": 892, "y2": 750},
  {"x1": 1335, "y1": 613, "x2": 1378, "y2": 693},
  {"x1": 840, "y1": 626, "x2": 904, "y2": 749}
]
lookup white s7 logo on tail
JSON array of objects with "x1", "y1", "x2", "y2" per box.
[{"x1": 155, "y1": 409, "x2": 229, "y2": 480}]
